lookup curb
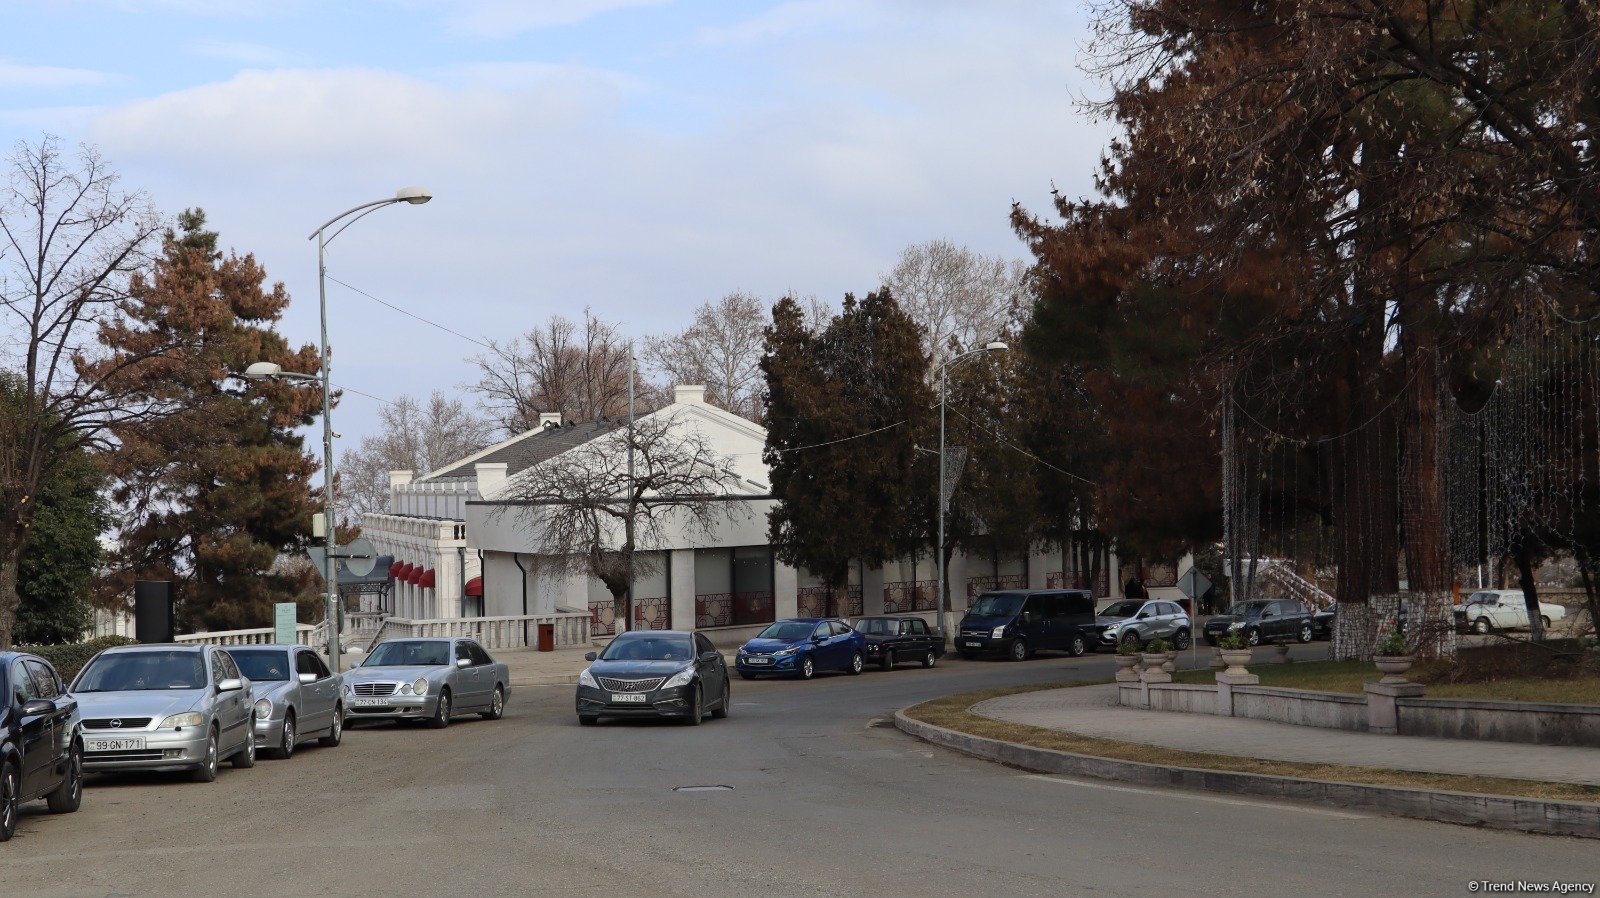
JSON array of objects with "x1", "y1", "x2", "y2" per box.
[
  {"x1": 893, "y1": 709, "x2": 1600, "y2": 840},
  {"x1": 511, "y1": 675, "x2": 579, "y2": 687}
]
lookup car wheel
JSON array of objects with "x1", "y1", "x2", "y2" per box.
[
  {"x1": 428, "y1": 689, "x2": 452, "y2": 729},
  {"x1": 231, "y1": 729, "x2": 256, "y2": 769},
  {"x1": 1244, "y1": 627, "x2": 1262, "y2": 647},
  {"x1": 879, "y1": 650, "x2": 895, "y2": 671},
  {"x1": 1067, "y1": 634, "x2": 1087, "y2": 657},
  {"x1": 269, "y1": 712, "x2": 295, "y2": 760},
  {"x1": 1541, "y1": 615, "x2": 1552, "y2": 631},
  {"x1": 46, "y1": 741, "x2": 83, "y2": 814},
  {"x1": 191, "y1": 729, "x2": 219, "y2": 783},
  {"x1": 848, "y1": 652, "x2": 864, "y2": 675},
  {"x1": 1008, "y1": 639, "x2": 1028, "y2": 662},
  {"x1": 1120, "y1": 631, "x2": 1142, "y2": 652},
  {"x1": 711, "y1": 680, "x2": 730, "y2": 719},
  {"x1": 481, "y1": 686, "x2": 506, "y2": 721},
  {"x1": 1173, "y1": 629, "x2": 1191, "y2": 650},
  {"x1": 922, "y1": 650, "x2": 938, "y2": 668},
  {"x1": 319, "y1": 706, "x2": 344, "y2": 747},
  {"x1": 739, "y1": 671, "x2": 756, "y2": 681},
  {"x1": 1298, "y1": 623, "x2": 1313, "y2": 644},
  {"x1": 0, "y1": 758, "x2": 18, "y2": 842},
  {"x1": 578, "y1": 715, "x2": 599, "y2": 726},
  {"x1": 1474, "y1": 617, "x2": 1492, "y2": 635},
  {"x1": 684, "y1": 686, "x2": 703, "y2": 726},
  {"x1": 799, "y1": 655, "x2": 816, "y2": 680}
]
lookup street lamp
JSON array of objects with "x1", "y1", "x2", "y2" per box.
[
  {"x1": 934, "y1": 340, "x2": 1008, "y2": 645},
  {"x1": 245, "y1": 187, "x2": 431, "y2": 673}
]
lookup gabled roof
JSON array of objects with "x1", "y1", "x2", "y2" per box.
[{"x1": 419, "y1": 419, "x2": 625, "y2": 483}]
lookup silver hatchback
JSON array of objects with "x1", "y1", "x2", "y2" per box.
[
  {"x1": 1096, "y1": 599, "x2": 1192, "y2": 650},
  {"x1": 69, "y1": 644, "x2": 256, "y2": 782}
]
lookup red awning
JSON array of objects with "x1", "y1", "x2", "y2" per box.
[
  {"x1": 464, "y1": 576, "x2": 483, "y2": 597},
  {"x1": 406, "y1": 565, "x2": 421, "y2": 585},
  {"x1": 399, "y1": 563, "x2": 416, "y2": 583},
  {"x1": 417, "y1": 568, "x2": 436, "y2": 589},
  {"x1": 388, "y1": 560, "x2": 403, "y2": 578}
]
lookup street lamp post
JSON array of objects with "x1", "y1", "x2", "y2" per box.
[
  {"x1": 934, "y1": 340, "x2": 1008, "y2": 645},
  {"x1": 245, "y1": 187, "x2": 431, "y2": 672}
]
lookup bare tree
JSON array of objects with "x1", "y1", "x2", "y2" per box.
[
  {"x1": 883, "y1": 240, "x2": 1031, "y2": 372},
  {"x1": 493, "y1": 411, "x2": 740, "y2": 627},
  {"x1": 0, "y1": 137, "x2": 166, "y2": 647},
  {"x1": 644, "y1": 291, "x2": 766, "y2": 421},
  {"x1": 468, "y1": 308, "x2": 637, "y2": 434},
  {"x1": 339, "y1": 391, "x2": 495, "y2": 526}
]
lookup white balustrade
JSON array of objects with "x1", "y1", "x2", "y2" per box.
[
  {"x1": 174, "y1": 624, "x2": 318, "y2": 647},
  {"x1": 364, "y1": 612, "x2": 591, "y2": 652}
]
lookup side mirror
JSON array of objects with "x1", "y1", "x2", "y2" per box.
[
  {"x1": 217, "y1": 677, "x2": 244, "y2": 693},
  {"x1": 20, "y1": 698, "x2": 55, "y2": 717},
  {"x1": 456, "y1": 657, "x2": 471, "y2": 668},
  {"x1": 298, "y1": 672, "x2": 317, "y2": 684},
  {"x1": 584, "y1": 652, "x2": 598, "y2": 662},
  {"x1": 699, "y1": 651, "x2": 720, "y2": 663}
]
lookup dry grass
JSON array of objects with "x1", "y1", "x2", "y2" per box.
[
  {"x1": 903, "y1": 682, "x2": 1600, "y2": 804},
  {"x1": 1171, "y1": 655, "x2": 1600, "y2": 705}
]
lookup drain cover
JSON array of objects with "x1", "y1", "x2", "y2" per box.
[{"x1": 672, "y1": 785, "x2": 734, "y2": 793}]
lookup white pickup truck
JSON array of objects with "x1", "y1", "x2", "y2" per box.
[{"x1": 1455, "y1": 590, "x2": 1567, "y2": 634}]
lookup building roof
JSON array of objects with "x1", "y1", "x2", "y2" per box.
[{"x1": 419, "y1": 419, "x2": 625, "y2": 483}]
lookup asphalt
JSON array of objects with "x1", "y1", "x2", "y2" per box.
[{"x1": 7, "y1": 648, "x2": 1597, "y2": 897}]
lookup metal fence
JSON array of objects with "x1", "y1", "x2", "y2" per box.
[
  {"x1": 884, "y1": 580, "x2": 937, "y2": 613},
  {"x1": 796, "y1": 586, "x2": 864, "y2": 618}
]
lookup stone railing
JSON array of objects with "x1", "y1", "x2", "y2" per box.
[
  {"x1": 365, "y1": 613, "x2": 591, "y2": 652},
  {"x1": 175, "y1": 624, "x2": 318, "y2": 647}
]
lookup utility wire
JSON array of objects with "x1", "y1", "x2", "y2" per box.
[
  {"x1": 325, "y1": 272, "x2": 499, "y2": 352},
  {"x1": 945, "y1": 405, "x2": 1098, "y2": 487},
  {"x1": 727, "y1": 420, "x2": 906, "y2": 456}
]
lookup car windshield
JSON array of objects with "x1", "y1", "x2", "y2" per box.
[
  {"x1": 968, "y1": 594, "x2": 1024, "y2": 617},
  {"x1": 1100, "y1": 601, "x2": 1142, "y2": 618},
  {"x1": 229, "y1": 649, "x2": 290, "y2": 682},
  {"x1": 1231, "y1": 602, "x2": 1270, "y2": 618},
  {"x1": 366, "y1": 640, "x2": 450, "y2": 667},
  {"x1": 758, "y1": 621, "x2": 816, "y2": 640},
  {"x1": 854, "y1": 619, "x2": 898, "y2": 635},
  {"x1": 1467, "y1": 592, "x2": 1497, "y2": 604},
  {"x1": 74, "y1": 651, "x2": 207, "y2": 692},
  {"x1": 599, "y1": 635, "x2": 695, "y2": 662}
]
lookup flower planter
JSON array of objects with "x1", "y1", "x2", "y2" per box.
[
  {"x1": 1162, "y1": 650, "x2": 1178, "y2": 673},
  {"x1": 1219, "y1": 648, "x2": 1253, "y2": 678},
  {"x1": 1140, "y1": 652, "x2": 1167, "y2": 672},
  {"x1": 1208, "y1": 647, "x2": 1226, "y2": 670},
  {"x1": 1373, "y1": 654, "x2": 1415, "y2": 685},
  {"x1": 1113, "y1": 653, "x2": 1141, "y2": 683}
]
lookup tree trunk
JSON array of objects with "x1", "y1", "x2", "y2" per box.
[
  {"x1": 1515, "y1": 541, "x2": 1545, "y2": 642},
  {"x1": 1575, "y1": 549, "x2": 1599, "y2": 640},
  {"x1": 0, "y1": 518, "x2": 27, "y2": 649}
]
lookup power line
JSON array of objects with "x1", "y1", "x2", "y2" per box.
[
  {"x1": 945, "y1": 405, "x2": 1098, "y2": 487},
  {"x1": 727, "y1": 420, "x2": 907, "y2": 456},
  {"x1": 324, "y1": 272, "x2": 499, "y2": 352}
]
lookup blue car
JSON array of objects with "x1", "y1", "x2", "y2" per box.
[{"x1": 735, "y1": 618, "x2": 866, "y2": 680}]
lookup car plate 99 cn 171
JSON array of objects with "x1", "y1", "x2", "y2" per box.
[
  {"x1": 86, "y1": 737, "x2": 145, "y2": 752},
  {"x1": 610, "y1": 693, "x2": 648, "y2": 703}
]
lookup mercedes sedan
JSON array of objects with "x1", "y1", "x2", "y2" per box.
[
  {"x1": 576, "y1": 630, "x2": 731, "y2": 726},
  {"x1": 226, "y1": 645, "x2": 345, "y2": 760},
  {"x1": 343, "y1": 638, "x2": 509, "y2": 728},
  {"x1": 70, "y1": 644, "x2": 256, "y2": 782}
]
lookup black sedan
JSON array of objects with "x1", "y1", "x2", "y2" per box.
[
  {"x1": 853, "y1": 616, "x2": 944, "y2": 670},
  {"x1": 576, "y1": 630, "x2": 731, "y2": 726},
  {"x1": 2, "y1": 651, "x2": 84, "y2": 842}
]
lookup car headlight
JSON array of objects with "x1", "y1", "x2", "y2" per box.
[
  {"x1": 662, "y1": 666, "x2": 695, "y2": 689},
  {"x1": 578, "y1": 668, "x2": 598, "y2": 688},
  {"x1": 253, "y1": 699, "x2": 273, "y2": 720},
  {"x1": 1228, "y1": 622, "x2": 1244, "y2": 630},
  {"x1": 159, "y1": 712, "x2": 204, "y2": 730},
  {"x1": 991, "y1": 627, "x2": 1006, "y2": 638},
  {"x1": 413, "y1": 678, "x2": 428, "y2": 696},
  {"x1": 773, "y1": 646, "x2": 799, "y2": 657},
  {"x1": 400, "y1": 683, "x2": 413, "y2": 695}
]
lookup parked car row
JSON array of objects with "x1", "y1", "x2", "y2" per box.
[{"x1": 2, "y1": 636, "x2": 509, "y2": 844}]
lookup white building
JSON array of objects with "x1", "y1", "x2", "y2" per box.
[{"x1": 363, "y1": 384, "x2": 1191, "y2": 642}]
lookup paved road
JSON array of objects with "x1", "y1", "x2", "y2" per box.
[{"x1": 9, "y1": 649, "x2": 1596, "y2": 897}]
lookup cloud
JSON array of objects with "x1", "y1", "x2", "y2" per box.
[
  {"x1": 0, "y1": 60, "x2": 118, "y2": 89},
  {"x1": 189, "y1": 39, "x2": 306, "y2": 67},
  {"x1": 695, "y1": 0, "x2": 862, "y2": 46},
  {"x1": 429, "y1": 0, "x2": 673, "y2": 36}
]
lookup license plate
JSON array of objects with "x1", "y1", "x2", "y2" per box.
[
  {"x1": 351, "y1": 697, "x2": 390, "y2": 707},
  {"x1": 745, "y1": 657, "x2": 771, "y2": 665},
  {"x1": 610, "y1": 693, "x2": 648, "y2": 703},
  {"x1": 965, "y1": 641, "x2": 981, "y2": 648},
  {"x1": 86, "y1": 737, "x2": 145, "y2": 752}
]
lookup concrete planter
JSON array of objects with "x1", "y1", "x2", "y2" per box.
[
  {"x1": 1139, "y1": 652, "x2": 1172, "y2": 684},
  {"x1": 1162, "y1": 651, "x2": 1178, "y2": 673},
  {"x1": 1373, "y1": 655, "x2": 1415, "y2": 685},
  {"x1": 1208, "y1": 647, "x2": 1226, "y2": 670},
  {"x1": 1114, "y1": 653, "x2": 1141, "y2": 683},
  {"x1": 1219, "y1": 649, "x2": 1253, "y2": 677}
]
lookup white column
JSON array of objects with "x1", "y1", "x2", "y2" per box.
[
  {"x1": 669, "y1": 550, "x2": 695, "y2": 630},
  {"x1": 862, "y1": 563, "x2": 886, "y2": 615},
  {"x1": 773, "y1": 561, "x2": 799, "y2": 620}
]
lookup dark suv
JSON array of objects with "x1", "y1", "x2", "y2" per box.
[
  {"x1": 2, "y1": 651, "x2": 85, "y2": 842},
  {"x1": 957, "y1": 590, "x2": 1100, "y2": 660},
  {"x1": 1203, "y1": 599, "x2": 1314, "y2": 647}
]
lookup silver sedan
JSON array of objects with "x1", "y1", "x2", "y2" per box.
[
  {"x1": 69, "y1": 644, "x2": 256, "y2": 782},
  {"x1": 342, "y1": 638, "x2": 509, "y2": 728},
  {"x1": 225, "y1": 645, "x2": 345, "y2": 759}
]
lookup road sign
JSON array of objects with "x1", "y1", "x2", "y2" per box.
[
  {"x1": 274, "y1": 602, "x2": 298, "y2": 645},
  {"x1": 1178, "y1": 567, "x2": 1213, "y2": 600}
]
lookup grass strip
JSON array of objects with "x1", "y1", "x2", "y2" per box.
[
  {"x1": 1170, "y1": 660, "x2": 1600, "y2": 705},
  {"x1": 902, "y1": 681, "x2": 1600, "y2": 804}
]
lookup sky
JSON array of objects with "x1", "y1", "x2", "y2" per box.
[{"x1": 0, "y1": 0, "x2": 1110, "y2": 446}]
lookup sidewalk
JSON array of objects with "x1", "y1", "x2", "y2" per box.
[{"x1": 974, "y1": 684, "x2": 1600, "y2": 787}]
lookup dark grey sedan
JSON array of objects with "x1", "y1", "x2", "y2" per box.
[{"x1": 576, "y1": 630, "x2": 731, "y2": 726}]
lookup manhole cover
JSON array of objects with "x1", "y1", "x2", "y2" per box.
[{"x1": 672, "y1": 785, "x2": 734, "y2": 793}]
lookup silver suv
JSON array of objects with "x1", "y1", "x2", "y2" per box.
[{"x1": 1097, "y1": 599, "x2": 1191, "y2": 650}]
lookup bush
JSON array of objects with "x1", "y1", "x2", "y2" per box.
[
  {"x1": 1146, "y1": 637, "x2": 1173, "y2": 654},
  {"x1": 1215, "y1": 629, "x2": 1247, "y2": 650},
  {"x1": 17, "y1": 635, "x2": 136, "y2": 681}
]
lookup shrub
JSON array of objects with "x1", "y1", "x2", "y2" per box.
[
  {"x1": 1115, "y1": 637, "x2": 1141, "y2": 656},
  {"x1": 1215, "y1": 629, "x2": 1247, "y2": 650},
  {"x1": 1374, "y1": 628, "x2": 1409, "y2": 657},
  {"x1": 1146, "y1": 636, "x2": 1173, "y2": 654},
  {"x1": 17, "y1": 635, "x2": 136, "y2": 681}
]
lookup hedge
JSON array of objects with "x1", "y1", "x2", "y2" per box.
[{"x1": 16, "y1": 635, "x2": 136, "y2": 681}]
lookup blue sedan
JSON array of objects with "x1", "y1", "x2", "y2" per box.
[{"x1": 735, "y1": 618, "x2": 865, "y2": 680}]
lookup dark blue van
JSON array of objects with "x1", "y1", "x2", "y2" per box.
[{"x1": 956, "y1": 590, "x2": 1100, "y2": 661}]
